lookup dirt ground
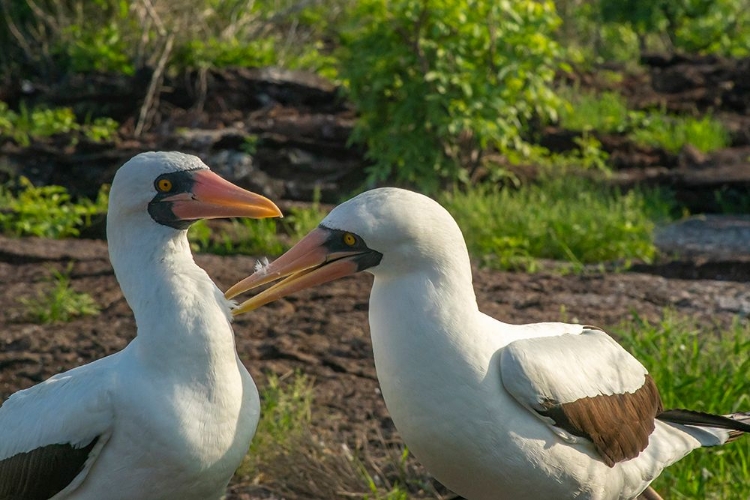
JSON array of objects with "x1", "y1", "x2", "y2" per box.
[{"x1": 1, "y1": 232, "x2": 749, "y2": 498}]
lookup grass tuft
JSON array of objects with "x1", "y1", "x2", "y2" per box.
[
  {"x1": 247, "y1": 425, "x2": 444, "y2": 500},
  {"x1": 235, "y1": 372, "x2": 445, "y2": 499},
  {"x1": 238, "y1": 371, "x2": 314, "y2": 481},
  {"x1": 615, "y1": 312, "x2": 750, "y2": 499},
  {"x1": 558, "y1": 89, "x2": 632, "y2": 133},
  {"x1": 558, "y1": 88, "x2": 731, "y2": 154},
  {"x1": 189, "y1": 218, "x2": 285, "y2": 257},
  {"x1": 440, "y1": 177, "x2": 672, "y2": 271},
  {"x1": 631, "y1": 114, "x2": 731, "y2": 153},
  {"x1": 283, "y1": 195, "x2": 331, "y2": 242},
  {"x1": 189, "y1": 201, "x2": 330, "y2": 258},
  {"x1": 20, "y1": 266, "x2": 99, "y2": 324}
]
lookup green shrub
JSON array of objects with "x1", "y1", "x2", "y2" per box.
[
  {"x1": 3, "y1": 0, "x2": 346, "y2": 79},
  {"x1": 172, "y1": 0, "x2": 343, "y2": 76},
  {"x1": 59, "y1": 18, "x2": 136, "y2": 75},
  {"x1": 339, "y1": 0, "x2": 566, "y2": 192},
  {"x1": 0, "y1": 101, "x2": 119, "y2": 146},
  {"x1": 83, "y1": 117, "x2": 119, "y2": 142},
  {"x1": 440, "y1": 177, "x2": 671, "y2": 271},
  {"x1": 598, "y1": 0, "x2": 750, "y2": 56},
  {"x1": 557, "y1": 0, "x2": 750, "y2": 68},
  {"x1": 0, "y1": 177, "x2": 109, "y2": 238}
]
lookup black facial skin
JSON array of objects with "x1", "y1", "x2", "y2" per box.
[
  {"x1": 320, "y1": 226, "x2": 383, "y2": 271},
  {"x1": 147, "y1": 169, "x2": 202, "y2": 229}
]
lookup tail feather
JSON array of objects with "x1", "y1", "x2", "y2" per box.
[
  {"x1": 658, "y1": 409, "x2": 750, "y2": 442},
  {"x1": 723, "y1": 411, "x2": 750, "y2": 442}
]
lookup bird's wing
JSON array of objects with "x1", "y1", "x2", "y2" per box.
[
  {"x1": 0, "y1": 357, "x2": 115, "y2": 499},
  {"x1": 500, "y1": 326, "x2": 663, "y2": 467}
]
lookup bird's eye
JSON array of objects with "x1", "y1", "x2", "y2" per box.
[
  {"x1": 157, "y1": 178, "x2": 173, "y2": 192},
  {"x1": 343, "y1": 233, "x2": 357, "y2": 246}
]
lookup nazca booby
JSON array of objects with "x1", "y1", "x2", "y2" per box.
[
  {"x1": 226, "y1": 187, "x2": 750, "y2": 500},
  {"x1": 0, "y1": 152, "x2": 281, "y2": 499}
]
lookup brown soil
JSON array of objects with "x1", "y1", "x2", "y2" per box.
[{"x1": 1, "y1": 235, "x2": 749, "y2": 498}]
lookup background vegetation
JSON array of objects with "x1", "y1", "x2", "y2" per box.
[
  {"x1": 2, "y1": 0, "x2": 747, "y2": 270},
  {"x1": 1, "y1": 0, "x2": 744, "y2": 186},
  {"x1": 1, "y1": 1, "x2": 750, "y2": 499}
]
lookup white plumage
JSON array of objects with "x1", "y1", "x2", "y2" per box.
[
  {"x1": 0, "y1": 151, "x2": 281, "y2": 499},
  {"x1": 227, "y1": 186, "x2": 750, "y2": 500}
]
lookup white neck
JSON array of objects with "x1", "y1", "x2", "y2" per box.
[
  {"x1": 369, "y1": 256, "x2": 483, "y2": 376},
  {"x1": 107, "y1": 218, "x2": 236, "y2": 371}
]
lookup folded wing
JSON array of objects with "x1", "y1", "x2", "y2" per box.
[
  {"x1": 0, "y1": 359, "x2": 114, "y2": 498},
  {"x1": 501, "y1": 326, "x2": 662, "y2": 467}
]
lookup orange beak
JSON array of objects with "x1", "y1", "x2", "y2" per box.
[
  {"x1": 225, "y1": 227, "x2": 381, "y2": 315},
  {"x1": 163, "y1": 170, "x2": 282, "y2": 220}
]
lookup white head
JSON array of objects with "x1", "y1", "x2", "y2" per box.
[
  {"x1": 106, "y1": 152, "x2": 282, "y2": 302},
  {"x1": 107, "y1": 151, "x2": 281, "y2": 235},
  {"x1": 321, "y1": 188, "x2": 470, "y2": 276},
  {"x1": 227, "y1": 187, "x2": 473, "y2": 314}
]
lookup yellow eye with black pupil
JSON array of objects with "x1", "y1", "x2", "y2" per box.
[
  {"x1": 157, "y1": 179, "x2": 173, "y2": 192},
  {"x1": 343, "y1": 233, "x2": 356, "y2": 246}
]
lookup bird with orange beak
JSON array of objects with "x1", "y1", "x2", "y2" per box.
[
  {"x1": 0, "y1": 152, "x2": 281, "y2": 499},
  {"x1": 226, "y1": 187, "x2": 750, "y2": 500}
]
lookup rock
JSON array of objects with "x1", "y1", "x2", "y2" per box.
[
  {"x1": 641, "y1": 53, "x2": 750, "y2": 114},
  {"x1": 206, "y1": 149, "x2": 285, "y2": 200},
  {"x1": 165, "y1": 67, "x2": 346, "y2": 114},
  {"x1": 654, "y1": 215, "x2": 750, "y2": 259}
]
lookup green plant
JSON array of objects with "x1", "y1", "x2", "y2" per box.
[
  {"x1": 175, "y1": 37, "x2": 277, "y2": 69},
  {"x1": 631, "y1": 113, "x2": 730, "y2": 153},
  {"x1": 713, "y1": 187, "x2": 750, "y2": 214},
  {"x1": 356, "y1": 442, "x2": 426, "y2": 500},
  {"x1": 558, "y1": 88, "x2": 632, "y2": 134},
  {"x1": 20, "y1": 265, "x2": 100, "y2": 324},
  {"x1": 0, "y1": 101, "x2": 118, "y2": 146},
  {"x1": 0, "y1": 177, "x2": 109, "y2": 238},
  {"x1": 599, "y1": 0, "x2": 750, "y2": 57},
  {"x1": 188, "y1": 218, "x2": 285, "y2": 257},
  {"x1": 27, "y1": 105, "x2": 79, "y2": 137},
  {"x1": 527, "y1": 134, "x2": 611, "y2": 172},
  {"x1": 2, "y1": 0, "x2": 347, "y2": 81},
  {"x1": 615, "y1": 312, "x2": 750, "y2": 499},
  {"x1": 339, "y1": 0, "x2": 566, "y2": 192},
  {"x1": 240, "y1": 371, "x2": 314, "y2": 476},
  {"x1": 362, "y1": 484, "x2": 410, "y2": 500},
  {"x1": 283, "y1": 192, "x2": 330, "y2": 242},
  {"x1": 240, "y1": 134, "x2": 260, "y2": 155},
  {"x1": 440, "y1": 177, "x2": 672, "y2": 271},
  {"x1": 61, "y1": 18, "x2": 136, "y2": 74},
  {"x1": 189, "y1": 196, "x2": 329, "y2": 257},
  {"x1": 83, "y1": 117, "x2": 120, "y2": 142},
  {"x1": 558, "y1": 89, "x2": 730, "y2": 154}
]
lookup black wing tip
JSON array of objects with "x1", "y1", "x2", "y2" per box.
[
  {"x1": 0, "y1": 436, "x2": 99, "y2": 499},
  {"x1": 658, "y1": 408, "x2": 750, "y2": 434}
]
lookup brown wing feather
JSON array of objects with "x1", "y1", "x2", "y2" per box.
[
  {"x1": 0, "y1": 437, "x2": 99, "y2": 500},
  {"x1": 538, "y1": 375, "x2": 663, "y2": 467}
]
